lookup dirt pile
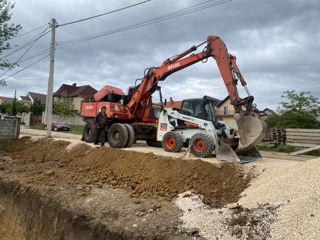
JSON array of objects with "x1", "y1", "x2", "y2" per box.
[{"x1": 3, "y1": 137, "x2": 252, "y2": 207}]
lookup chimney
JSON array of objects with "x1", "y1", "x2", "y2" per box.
[
  {"x1": 72, "y1": 83, "x2": 77, "y2": 87},
  {"x1": 170, "y1": 97, "x2": 173, "y2": 103}
]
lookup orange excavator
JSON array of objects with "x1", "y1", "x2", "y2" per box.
[{"x1": 80, "y1": 35, "x2": 267, "y2": 161}]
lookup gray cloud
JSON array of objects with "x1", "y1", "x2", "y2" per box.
[{"x1": 1, "y1": 0, "x2": 319, "y2": 111}]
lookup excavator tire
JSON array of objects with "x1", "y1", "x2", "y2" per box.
[
  {"x1": 190, "y1": 133, "x2": 215, "y2": 158},
  {"x1": 108, "y1": 123, "x2": 129, "y2": 148},
  {"x1": 82, "y1": 121, "x2": 96, "y2": 143},
  {"x1": 124, "y1": 124, "x2": 135, "y2": 148},
  {"x1": 162, "y1": 131, "x2": 183, "y2": 152},
  {"x1": 146, "y1": 139, "x2": 162, "y2": 148}
]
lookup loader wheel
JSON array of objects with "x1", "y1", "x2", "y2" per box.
[
  {"x1": 146, "y1": 139, "x2": 162, "y2": 148},
  {"x1": 190, "y1": 133, "x2": 215, "y2": 158},
  {"x1": 108, "y1": 123, "x2": 128, "y2": 148},
  {"x1": 162, "y1": 132, "x2": 183, "y2": 152},
  {"x1": 124, "y1": 124, "x2": 135, "y2": 148},
  {"x1": 83, "y1": 121, "x2": 96, "y2": 143}
]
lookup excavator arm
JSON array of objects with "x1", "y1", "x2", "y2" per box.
[{"x1": 127, "y1": 35, "x2": 254, "y2": 120}]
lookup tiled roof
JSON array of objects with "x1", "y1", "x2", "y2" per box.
[
  {"x1": 20, "y1": 96, "x2": 32, "y2": 101},
  {"x1": 53, "y1": 84, "x2": 97, "y2": 98},
  {"x1": 28, "y1": 92, "x2": 47, "y2": 105},
  {"x1": 0, "y1": 96, "x2": 14, "y2": 103}
]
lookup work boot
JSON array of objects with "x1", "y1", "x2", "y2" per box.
[{"x1": 94, "y1": 142, "x2": 99, "y2": 145}]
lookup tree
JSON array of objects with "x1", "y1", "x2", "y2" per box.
[
  {"x1": 16, "y1": 101, "x2": 29, "y2": 113},
  {"x1": 278, "y1": 90, "x2": 320, "y2": 118},
  {"x1": 0, "y1": 1, "x2": 22, "y2": 86},
  {"x1": 30, "y1": 98, "x2": 45, "y2": 115},
  {"x1": 266, "y1": 90, "x2": 320, "y2": 129},
  {"x1": 52, "y1": 92, "x2": 75, "y2": 115}
]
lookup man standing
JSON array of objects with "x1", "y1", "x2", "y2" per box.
[{"x1": 94, "y1": 106, "x2": 108, "y2": 147}]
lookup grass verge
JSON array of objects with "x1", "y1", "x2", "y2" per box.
[
  {"x1": 258, "y1": 144, "x2": 320, "y2": 157},
  {"x1": 29, "y1": 124, "x2": 84, "y2": 135}
]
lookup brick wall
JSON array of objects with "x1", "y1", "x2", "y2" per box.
[{"x1": 0, "y1": 118, "x2": 21, "y2": 143}]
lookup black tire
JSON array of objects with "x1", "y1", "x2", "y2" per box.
[
  {"x1": 146, "y1": 139, "x2": 162, "y2": 148},
  {"x1": 108, "y1": 123, "x2": 129, "y2": 148},
  {"x1": 83, "y1": 121, "x2": 96, "y2": 143},
  {"x1": 124, "y1": 124, "x2": 135, "y2": 148},
  {"x1": 190, "y1": 133, "x2": 215, "y2": 158},
  {"x1": 162, "y1": 132, "x2": 183, "y2": 152}
]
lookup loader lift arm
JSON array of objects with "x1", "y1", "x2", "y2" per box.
[{"x1": 127, "y1": 35, "x2": 254, "y2": 122}]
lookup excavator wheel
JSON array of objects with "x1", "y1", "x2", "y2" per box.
[
  {"x1": 108, "y1": 123, "x2": 129, "y2": 148},
  {"x1": 190, "y1": 133, "x2": 215, "y2": 158},
  {"x1": 82, "y1": 121, "x2": 96, "y2": 143},
  {"x1": 124, "y1": 124, "x2": 135, "y2": 148},
  {"x1": 162, "y1": 132, "x2": 183, "y2": 153}
]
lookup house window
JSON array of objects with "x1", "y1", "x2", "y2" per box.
[
  {"x1": 224, "y1": 106, "x2": 228, "y2": 115},
  {"x1": 220, "y1": 116, "x2": 223, "y2": 121}
]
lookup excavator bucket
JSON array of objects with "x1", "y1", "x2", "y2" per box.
[{"x1": 216, "y1": 111, "x2": 267, "y2": 163}]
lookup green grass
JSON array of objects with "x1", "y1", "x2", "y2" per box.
[
  {"x1": 30, "y1": 123, "x2": 45, "y2": 130},
  {"x1": 304, "y1": 149, "x2": 320, "y2": 157},
  {"x1": 257, "y1": 144, "x2": 296, "y2": 153},
  {"x1": 68, "y1": 125, "x2": 84, "y2": 135},
  {"x1": 257, "y1": 144, "x2": 320, "y2": 156},
  {"x1": 29, "y1": 124, "x2": 84, "y2": 135}
]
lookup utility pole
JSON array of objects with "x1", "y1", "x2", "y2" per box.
[{"x1": 45, "y1": 18, "x2": 56, "y2": 137}]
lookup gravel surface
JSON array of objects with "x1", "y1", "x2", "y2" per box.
[{"x1": 239, "y1": 157, "x2": 320, "y2": 239}]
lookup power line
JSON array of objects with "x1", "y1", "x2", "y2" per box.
[
  {"x1": 12, "y1": 23, "x2": 49, "y2": 39},
  {"x1": 0, "y1": 28, "x2": 51, "y2": 60},
  {"x1": 57, "y1": 0, "x2": 151, "y2": 27},
  {"x1": 0, "y1": 26, "x2": 50, "y2": 78},
  {"x1": 56, "y1": 0, "x2": 231, "y2": 48},
  {"x1": 0, "y1": 54, "x2": 49, "y2": 83},
  {"x1": 17, "y1": 48, "x2": 50, "y2": 64}
]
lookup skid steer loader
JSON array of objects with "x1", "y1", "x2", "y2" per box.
[{"x1": 157, "y1": 96, "x2": 267, "y2": 163}]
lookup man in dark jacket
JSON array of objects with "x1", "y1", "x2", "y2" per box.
[{"x1": 94, "y1": 106, "x2": 108, "y2": 146}]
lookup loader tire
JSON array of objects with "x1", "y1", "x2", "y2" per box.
[
  {"x1": 83, "y1": 121, "x2": 96, "y2": 143},
  {"x1": 162, "y1": 132, "x2": 183, "y2": 152},
  {"x1": 146, "y1": 139, "x2": 162, "y2": 148},
  {"x1": 190, "y1": 133, "x2": 215, "y2": 158},
  {"x1": 108, "y1": 123, "x2": 128, "y2": 148},
  {"x1": 124, "y1": 124, "x2": 135, "y2": 148}
]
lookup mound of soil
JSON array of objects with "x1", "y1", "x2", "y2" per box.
[{"x1": 3, "y1": 137, "x2": 252, "y2": 207}]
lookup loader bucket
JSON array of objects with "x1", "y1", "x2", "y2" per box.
[{"x1": 216, "y1": 111, "x2": 267, "y2": 163}]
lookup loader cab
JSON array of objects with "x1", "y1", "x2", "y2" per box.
[{"x1": 179, "y1": 96, "x2": 219, "y2": 126}]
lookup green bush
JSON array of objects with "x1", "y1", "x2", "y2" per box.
[{"x1": 266, "y1": 111, "x2": 320, "y2": 129}]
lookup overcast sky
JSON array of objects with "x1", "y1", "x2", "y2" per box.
[{"x1": 0, "y1": 0, "x2": 319, "y2": 110}]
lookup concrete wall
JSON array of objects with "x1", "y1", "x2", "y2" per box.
[
  {"x1": 17, "y1": 112, "x2": 31, "y2": 126},
  {"x1": 42, "y1": 112, "x2": 85, "y2": 126},
  {"x1": 0, "y1": 118, "x2": 20, "y2": 143}
]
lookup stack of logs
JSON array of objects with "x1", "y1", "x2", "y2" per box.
[{"x1": 265, "y1": 128, "x2": 287, "y2": 146}]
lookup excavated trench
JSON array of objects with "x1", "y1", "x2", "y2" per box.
[{"x1": 0, "y1": 137, "x2": 253, "y2": 239}]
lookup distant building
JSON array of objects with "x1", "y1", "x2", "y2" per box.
[
  {"x1": 0, "y1": 96, "x2": 14, "y2": 104},
  {"x1": 53, "y1": 83, "x2": 97, "y2": 112},
  {"x1": 165, "y1": 97, "x2": 182, "y2": 109},
  {"x1": 18, "y1": 92, "x2": 47, "y2": 105},
  {"x1": 216, "y1": 96, "x2": 277, "y2": 129}
]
